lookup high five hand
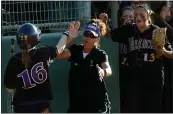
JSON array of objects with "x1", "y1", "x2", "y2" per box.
[
  {"x1": 96, "y1": 64, "x2": 105, "y2": 82},
  {"x1": 69, "y1": 21, "x2": 80, "y2": 39},
  {"x1": 99, "y1": 13, "x2": 108, "y2": 24}
]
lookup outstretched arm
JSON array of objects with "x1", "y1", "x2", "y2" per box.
[{"x1": 55, "y1": 21, "x2": 80, "y2": 59}]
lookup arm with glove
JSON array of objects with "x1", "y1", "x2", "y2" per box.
[{"x1": 152, "y1": 28, "x2": 173, "y2": 59}]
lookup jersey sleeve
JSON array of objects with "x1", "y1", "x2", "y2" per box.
[
  {"x1": 99, "y1": 50, "x2": 109, "y2": 63},
  {"x1": 111, "y1": 24, "x2": 133, "y2": 43},
  {"x1": 4, "y1": 57, "x2": 17, "y2": 89},
  {"x1": 44, "y1": 46, "x2": 58, "y2": 60}
]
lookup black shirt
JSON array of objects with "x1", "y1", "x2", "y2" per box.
[
  {"x1": 67, "y1": 44, "x2": 109, "y2": 108},
  {"x1": 4, "y1": 46, "x2": 58, "y2": 105},
  {"x1": 119, "y1": 41, "x2": 129, "y2": 68},
  {"x1": 111, "y1": 24, "x2": 171, "y2": 79}
]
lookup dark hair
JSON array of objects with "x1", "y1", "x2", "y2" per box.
[
  {"x1": 119, "y1": 1, "x2": 131, "y2": 10},
  {"x1": 131, "y1": 1, "x2": 148, "y2": 5},
  {"x1": 120, "y1": 6, "x2": 134, "y2": 16},
  {"x1": 135, "y1": 5, "x2": 153, "y2": 15},
  {"x1": 150, "y1": 1, "x2": 171, "y2": 14},
  {"x1": 21, "y1": 36, "x2": 30, "y2": 69}
]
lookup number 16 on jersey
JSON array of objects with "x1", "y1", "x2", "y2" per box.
[{"x1": 17, "y1": 62, "x2": 48, "y2": 89}]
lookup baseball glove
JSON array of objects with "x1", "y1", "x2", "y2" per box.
[{"x1": 152, "y1": 28, "x2": 167, "y2": 58}]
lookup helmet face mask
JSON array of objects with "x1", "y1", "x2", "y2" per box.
[
  {"x1": 16, "y1": 34, "x2": 41, "y2": 49},
  {"x1": 16, "y1": 23, "x2": 41, "y2": 49}
]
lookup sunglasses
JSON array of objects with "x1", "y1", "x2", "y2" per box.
[{"x1": 83, "y1": 31, "x2": 97, "y2": 39}]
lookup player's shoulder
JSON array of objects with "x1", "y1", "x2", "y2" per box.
[
  {"x1": 13, "y1": 52, "x2": 22, "y2": 60},
  {"x1": 37, "y1": 45, "x2": 55, "y2": 49},
  {"x1": 68, "y1": 44, "x2": 83, "y2": 50},
  {"x1": 37, "y1": 45, "x2": 56, "y2": 52},
  {"x1": 95, "y1": 48, "x2": 107, "y2": 56},
  {"x1": 7, "y1": 52, "x2": 22, "y2": 65},
  {"x1": 94, "y1": 48, "x2": 108, "y2": 61},
  {"x1": 14, "y1": 52, "x2": 21, "y2": 57}
]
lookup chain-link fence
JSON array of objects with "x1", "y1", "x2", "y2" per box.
[
  {"x1": 2, "y1": 1, "x2": 91, "y2": 112},
  {"x1": 2, "y1": 1, "x2": 91, "y2": 36}
]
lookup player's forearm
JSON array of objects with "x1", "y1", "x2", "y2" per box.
[
  {"x1": 163, "y1": 50, "x2": 173, "y2": 59},
  {"x1": 101, "y1": 62, "x2": 112, "y2": 77},
  {"x1": 63, "y1": 31, "x2": 75, "y2": 46},
  {"x1": 66, "y1": 36, "x2": 74, "y2": 46},
  {"x1": 56, "y1": 31, "x2": 75, "y2": 54},
  {"x1": 56, "y1": 34, "x2": 68, "y2": 54}
]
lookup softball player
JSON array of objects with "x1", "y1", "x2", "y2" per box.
[
  {"x1": 118, "y1": 7, "x2": 134, "y2": 113},
  {"x1": 101, "y1": 5, "x2": 173, "y2": 112},
  {"x1": 4, "y1": 22, "x2": 79, "y2": 113},
  {"x1": 100, "y1": 7, "x2": 134, "y2": 113}
]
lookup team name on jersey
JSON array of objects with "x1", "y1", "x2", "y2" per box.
[{"x1": 129, "y1": 37, "x2": 153, "y2": 51}]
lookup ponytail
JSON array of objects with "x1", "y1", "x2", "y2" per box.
[{"x1": 21, "y1": 35, "x2": 30, "y2": 69}]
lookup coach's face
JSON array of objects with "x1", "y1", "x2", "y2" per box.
[
  {"x1": 83, "y1": 31, "x2": 99, "y2": 48},
  {"x1": 135, "y1": 7, "x2": 149, "y2": 27}
]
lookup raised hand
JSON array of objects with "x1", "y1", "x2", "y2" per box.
[
  {"x1": 69, "y1": 21, "x2": 80, "y2": 39},
  {"x1": 99, "y1": 13, "x2": 108, "y2": 24},
  {"x1": 96, "y1": 64, "x2": 105, "y2": 82}
]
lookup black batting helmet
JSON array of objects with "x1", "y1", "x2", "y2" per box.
[{"x1": 16, "y1": 23, "x2": 41, "y2": 49}]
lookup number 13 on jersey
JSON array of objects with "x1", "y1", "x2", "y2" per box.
[{"x1": 17, "y1": 62, "x2": 47, "y2": 89}]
